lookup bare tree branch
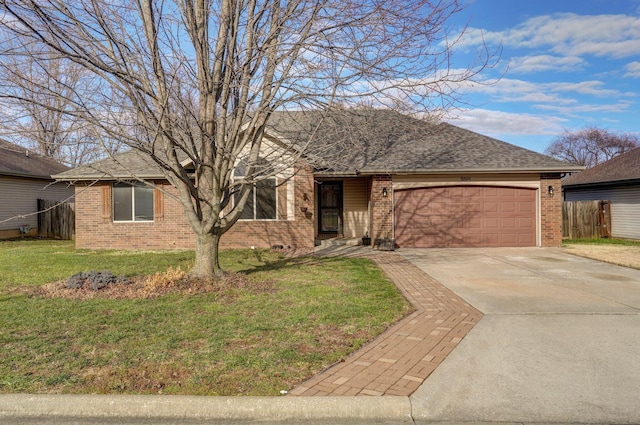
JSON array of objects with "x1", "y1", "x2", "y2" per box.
[
  {"x1": 0, "y1": 0, "x2": 498, "y2": 277},
  {"x1": 545, "y1": 126, "x2": 640, "y2": 168}
]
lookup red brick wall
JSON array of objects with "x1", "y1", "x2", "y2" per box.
[
  {"x1": 370, "y1": 175, "x2": 393, "y2": 242},
  {"x1": 540, "y1": 174, "x2": 563, "y2": 247},
  {"x1": 74, "y1": 165, "x2": 315, "y2": 252}
]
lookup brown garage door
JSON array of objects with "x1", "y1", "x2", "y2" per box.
[{"x1": 394, "y1": 186, "x2": 536, "y2": 248}]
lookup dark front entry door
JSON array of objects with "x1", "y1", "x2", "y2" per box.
[{"x1": 319, "y1": 182, "x2": 343, "y2": 233}]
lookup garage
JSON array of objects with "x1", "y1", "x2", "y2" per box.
[{"x1": 394, "y1": 186, "x2": 536, "y2": 248}]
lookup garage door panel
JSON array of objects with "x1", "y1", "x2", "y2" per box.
[
  {"x1": 483, "y1": 234, "x2": 499, "y2": 245},
  {"x1": 519, "y1": 234, "x2": 535, "y2": 244},
  {"x1": 501, "y1": 202, "x2": 516, "y2": 213},
  {"x1": 483, "y1": 217, "x2": 499, "y2": 228},
  {"x1": 518, "y1": 217, "x2": 533, "y2": 228},
  {"x1": 484, "y1": 202, "x2": 499, "y2": 213},
  {"x1": 467, "y1": 217, "x2": 482, "y2": 229},
  {"x1": 501, "y1": 217, "x2": 516, "y2": 228},
  {"x1": 483, "y1": 187, "x2": 499, "y2": 197},
  {"x1": 395, "y1": 186, "x2": 536, "y2": 248}
]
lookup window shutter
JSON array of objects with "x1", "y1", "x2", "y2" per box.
[
  {"x1": 154, "y1": 187, "x2": 164, "y2": 220},
  {"x1": 101, "y1": 185, "x2": 112, "y2": 222}
]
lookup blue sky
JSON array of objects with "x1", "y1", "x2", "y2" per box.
[{"x1": 445, "y1": 0, "x2": 640, "y2": 153}]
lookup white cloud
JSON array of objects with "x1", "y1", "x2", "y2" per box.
[
  {"x1": 535, "y1": 99, "x2": 635, "y2": 114},
  {"x1": 508, "y1": 55, "x2": 586, "y2": 73},
  {"x1": 447, "y1": 108, "x2": 566, "y2": 137},
  {"x1": 460, "y1": 13, "x2": 640, "y2": 59},
  {"x1": 458, "y1": 77, "x2": 636, "y2": 121},
  {"x1": 466, "y1": 78, "x2": 626, "y2": 105},
  {"x1": 545, "y1": 80, "x2": 630, "y2": 97},
  {"x1": 624, "y1": 61, "x2": 640, "y2": 78}
]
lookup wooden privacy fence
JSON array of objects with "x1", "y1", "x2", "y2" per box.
[
  {"x1": 562, "y1": 200, "x2": 611, "y2": 239},
  {"x1": 38, "y1": 199, "x2": 75, "y2": 240}
]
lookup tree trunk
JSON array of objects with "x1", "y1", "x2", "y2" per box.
[{"x1": 191, "y1": 232, "x2": 224, "y2": 278}]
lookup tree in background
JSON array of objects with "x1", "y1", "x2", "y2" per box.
[
  {"x1": 0, "y1": 0, "x2": 497, "y2": 277},
  {"x1": 545, "y1": 126, "x2": 640, "y2": 168},
  {"x1": 0, "y1": 41, "x2": 123, "y2": 166}
]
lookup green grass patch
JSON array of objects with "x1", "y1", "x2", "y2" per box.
[
  {"x1": 0, "y1": 239, "x2": 412, "y2": 395},
  {"x1": 563, "y1": 238, "x2": 640, "y2": 247}
]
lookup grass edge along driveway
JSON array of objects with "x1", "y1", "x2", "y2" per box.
[{"x1": 0, "y1": 239, "x2": 413, "y2": 396}]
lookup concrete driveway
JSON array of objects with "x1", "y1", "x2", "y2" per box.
[{"x1": 401, "y1": 247, "x2": 640, "y2": 425}]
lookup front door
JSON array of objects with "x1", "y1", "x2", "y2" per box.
[{"x1": 319, "y1": 182, "x2": 343, "y2": 234}]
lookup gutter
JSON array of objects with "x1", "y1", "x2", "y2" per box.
[
  {"x1": 1, "y1": 171, "x2": 57, "y2": 181},
  {"x1": 563, "y1": 178, "x2": 640, "y2": 190},
  {"x1": 52, "y1": 173, "x2": 167, "y2": 182},
  {"x1": 315, "y1": 166, "x2": 584, "y2": 177}
]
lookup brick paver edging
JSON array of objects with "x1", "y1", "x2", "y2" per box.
[{"x1": 289, "y1": 252, "x2": 483, "y2": 397}]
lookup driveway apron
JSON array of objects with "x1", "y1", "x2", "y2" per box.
[{"x1": 403, "y1": 247, "x2": 640, "y2": 425}]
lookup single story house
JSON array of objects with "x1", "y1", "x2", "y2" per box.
[
  {"x1": 54, "y1": 109, "x2": 581, "y2": 251},
  {"x1": 0, "y1": 139, "x2": 74, "y2": 239},
  {"x1": 563, "y1": 147, "x2": 640, "y2": 240}
]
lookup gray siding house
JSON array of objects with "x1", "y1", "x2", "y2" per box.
[
  {"x1": 0, "y1": 140, "x2": 74, "y2": 239},
  {"x1": 563, "y1": 147, "x2": 640, "y2": 240}
]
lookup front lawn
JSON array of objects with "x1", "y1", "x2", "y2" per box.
[
  {"x1": 562, "y1": 238, "x2": 640, "y2": 270},
  {"x1": 563, "y1": 237, "x2": 640, "y2": 247},
  {"x1": 0, "y1": 239, "x2": 412, "y2": 395}
]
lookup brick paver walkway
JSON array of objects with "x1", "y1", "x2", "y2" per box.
[{"x1": 289, "y1": 251, "x2": 483, "y2": 397}]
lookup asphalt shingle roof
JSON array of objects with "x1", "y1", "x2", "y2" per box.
[
  {"x1": 0, "y1": 139, "x2": 69, "y2": 179},
  {"x1": 268, "y1": 109, "x2": 578, "y2": 174},
  {"x1": 54, "y1": 148, "x2": 169, "y2": 180},
  {"x1": 55, "y1": 109, "x2": 580, "y2": 180},
  {"x1": 562, "y1": 147, "x2": 640, "y2": 188}
]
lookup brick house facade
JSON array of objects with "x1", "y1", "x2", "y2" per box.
[
  {"x1": 73, "y1": 164, "x2": 316, "y2": 252},
  {"x1": 56, "y1": 110, "x2": 580, "y2": 251},
  {"x1": 540, "y1": 174, "x2": 563, "y2": 247}
]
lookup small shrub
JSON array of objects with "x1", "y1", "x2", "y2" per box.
[
  {"x1": 65, "y1": 271, "x2": 130, "y2": 290},
  {"x1": 142, "y1": 267, "x2": 189, "y2": 293}
]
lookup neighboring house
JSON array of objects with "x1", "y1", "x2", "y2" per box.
[
  {"x1": 0, "y1": 139, "x2": 74, "y2": 239},
  {"x1": 54, "y1": 109, "x2": 580, "y2": 251},
  {"x1": 563, "y1": 147, "x2": 640, "y2": 240}
]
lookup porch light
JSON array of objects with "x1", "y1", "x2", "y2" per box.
[
  {"x1": 382, "y1": 187, "x2": 388, "y2": 197},
  {"x1": 547, "y1": 185, "x2": 554, "y2": 197}
]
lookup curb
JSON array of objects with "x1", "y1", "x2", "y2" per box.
[{"x1": 0, "y1": 394, "x2": 414, "y2": 423}]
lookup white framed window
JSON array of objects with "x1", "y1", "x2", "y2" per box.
[{"x1": 113, "y1": 182, "x2": 154, "y2": 222}]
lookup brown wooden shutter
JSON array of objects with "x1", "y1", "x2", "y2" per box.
[
  {"x1": 154, "y1": 187, "x2": 164, "y2": 220},
  {"x1": 101, "y1": 184, "x2": 112, "y2": 222}
]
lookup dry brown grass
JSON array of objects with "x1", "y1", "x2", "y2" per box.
[
  {"x1": 563, "y1": 244, "x2": 640, "y2": 270},
  {"x1": 30, "y1": 268, "x2": 276, "y2": 300}
]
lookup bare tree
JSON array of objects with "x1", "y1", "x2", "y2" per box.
[
  {"x1": 0, "y1": 40, "x2": 123, "y2": 166},
  {"x1": 0, "y1": 0, "x2": 497, "y2": 277},
  {"x1": 545, "y1": 126, "x2": 640, "y2": 168}
]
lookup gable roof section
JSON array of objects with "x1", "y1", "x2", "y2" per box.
[
  {"x1": 55, "y1": 109, "x2": 580, "y2": 181},
  {"x1": 562, "y1": 147, "x2": 640, "y2": 189},
  {"x1": 0, "y1": 139, "x2": 69, "y2": 179},
  {"x1": 54, "y1": 148, "x2": 170, "y2": 181}
]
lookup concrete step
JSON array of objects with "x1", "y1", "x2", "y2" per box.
[{"x1": 316, "y1": 238, "x2": 362, "y2": 248}]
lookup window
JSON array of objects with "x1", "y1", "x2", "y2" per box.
[
  {"x1": 235, "y1": 179, "x2": 277, "y2": 220},
  {"x1": 113, "y1": 182, "x2": 154, "y2": 222}
]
